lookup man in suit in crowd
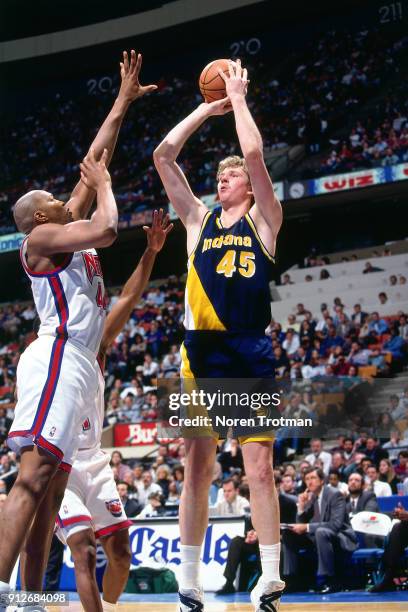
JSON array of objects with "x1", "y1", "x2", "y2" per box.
[
  {"x1": 351, "y1": 304, "x2": 368, "y2": 326},
  {"x1": 216, "y1": 482, "x2": 297, "y2": 595},
  {"x1": 282, "y1": 467, "x2": 357, "y2": 593},
  {"x1": 346, "y1": 472, "x2": 380, "y2": 547}
]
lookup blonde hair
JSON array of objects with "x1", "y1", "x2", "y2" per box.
[{"x1": 216, "y1": 156, "x2": 250, "y2": 181}]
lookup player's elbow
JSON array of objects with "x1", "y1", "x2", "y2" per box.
[
  {"x1": 153, "y1": 142, "x2": 176, "y2": 165},
  {"x1": 100, "y1": 226, "x2": 118, "y2": 246}
]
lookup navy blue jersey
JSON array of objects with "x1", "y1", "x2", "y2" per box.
[{"x1": 184, "y1": 210, "x2": 274, "y2": 332}]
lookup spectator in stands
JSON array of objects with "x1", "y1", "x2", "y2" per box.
[
  {"x1": 369, "y1": 504, "x2": 408, "y2": 592},
  {"x1": 381, "y1": 147, "x2": 399, "y2": 166},
  {"x1": 155, "y1": 465, "x2": 171, "y2": 500},
  {"x1": 142, "y1": 353, "x2": 159, "y2": 384},
  {"x1": 365, "y1": 465, "x2": 392, "y2": 497},
  {"x1": 389, "y1": 275, "x2": 398, "y2": 286},
  {"x1": 117, "y1": 481, "x2": 142, "y2": 518},
  {"x1": 136, "y1": 470, "x2": 163, "y2": 507},
  {"x1": 211, "y1": 479, "x2": 250, "y2": 516},
  {"x1": 378, "y1": 458, "x2": 399, "y2": 494},
  {"x1": 383, "y1": 430, "x2": 408, "y2": 461},
  {"x1": 0, "y1": 409, "x2": 12, "y2": 446},
  {"x1": 110, "y1": 450, "x2": 132, "y2": 480},
  {"x1": 367, "y1": 312, "x2": 389, "y2": 336},
  {"x1": 346, "y1": 472, "x2": 378, "y2": 515},
  {"x1": 283, "y1": 314, "x2": 300, "y2": 334},
  {"x1": 378, "y1": 292, "x2": 388, "y2": 305},
  {"x1": 136, "y1": 491, "x2": 165, "y2": 518},
  {"x1": 363, "y1": 262, "x2": 384, "y2": 274},
  {"x1": 399, "y1": 275, "x2": 407, "y2": 285},
  {"x1": 304, "y1": 439, "x2": 332, "y2": 476},
  {"x1": 282, "y1": 467, "x2": 357, "y2": 593},
  {"x1": 351, "y1": 304, "x2": 368, "y2": 325},
  {"x1": 273, "y1": 346, "x2": 290, "y2": 377},
  {"x1": 375, "y1": 412, "x2": 395, "y2": 443},
  {"x1": 394, "y1": 450, "x2": 408, "y2": 478},
  {"x1": 388, "y1": 395, "x2": 404, "y2": 421},
  {"x1": 283, "y1": 329, "x2": 300, "y2": 357},
  {"x1": 398, "y1": 315, "x2": 408, "y2": 340},
  {"x1": 363, "y1": 437, "x2": 388, "y2": 466},
  {"x1": 305, "y1": 275, "x2": 313, "y2": 282},
  {"x1": 383, "y1": 328, "x2": 406, "y2": 365},
  {"x1": 172, "y1": 464, "x2": 185, "y2": 494},
  {"x1": 328, "y1": 470, "x2": 348, "y2": 496},
  {"x1": 282, "y1": 273, "x2": 294, "y2": 285},
  {"x1": 281, "y1": 474, "x2": 296, "y2": 496},
  {"x1": 167, "y1": 481, "x2": 181, "y2": 504},
  {"x1": 319, "y1": 269, "x2": 331, "y2": 280}
]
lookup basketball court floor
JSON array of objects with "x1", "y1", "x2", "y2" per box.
[{"x1": 45, "y1": 591, "x2": 408, "y2": 611}]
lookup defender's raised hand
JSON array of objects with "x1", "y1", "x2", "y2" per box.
[
  {"x1": 143, "y1": 209, "x2": 173, "y2": 252},
  {"x1": 80, "y1": 148, "x2": 111, "y2": 190},
  {"x1": 219, "y1": 58, "x2": 249, "y2": 100},
  {"x1": 118, "y1": 50, "x2": 158, "y2": 102}
]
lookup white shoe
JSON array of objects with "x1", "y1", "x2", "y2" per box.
[
  {"x1": 250, "y1": 579, "x2": 285, "y2": 611},
  {"x1": 178, "y1": 588, "x2": 204, "y2": 611}
]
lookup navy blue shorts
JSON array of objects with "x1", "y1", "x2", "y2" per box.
[{"x1": 182, "y1": 330, "x2": 275, "y2": 378}]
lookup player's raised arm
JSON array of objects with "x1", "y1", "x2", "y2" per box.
[
  {"x1": 153, "y1": 98, "x2": 231, "y2": 241},
  {"x1": 68, "y1": 51, "x2": 157, "y2": 220},
  {"x1": 100, "y1": 209, "x2": 172, "y2": 354},
  {"x1": 220, "y1": 60, "x2": 282, "y2": 251},
  {"x1": 28, "y1": 148, "x2": 118, "y2": 254}
]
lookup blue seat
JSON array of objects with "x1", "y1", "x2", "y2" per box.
[
  {"x1": 352, "y1": 548, "x2": 383, "y2": 561},
  {"x1": 377, "y1": 495, "x2": 408, "y2": 513}
]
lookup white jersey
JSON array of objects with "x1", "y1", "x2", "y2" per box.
[
  {"x1": 77, "y1": 357, "x2": 105, "y2": 451},
  {"x1": 20, "y1": 237, "x2": 106, "y2": 355}
]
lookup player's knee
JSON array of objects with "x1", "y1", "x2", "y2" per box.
[
  {"x1": 72, "y1": 541, "x2": 97, "y2": 571},
  {"x1": 245, "y1": 460, "x2": 274, "y2": 487},
  {"x1": 15, "y1": 471, "x2": 52, "y2": 501}
]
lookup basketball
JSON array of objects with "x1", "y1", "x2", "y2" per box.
[{"x1": 199, "y1": 58, "x2": 230, "y2": 102}]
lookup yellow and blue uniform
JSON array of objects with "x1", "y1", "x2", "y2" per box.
[
  {"x1": 180, "y1": 210, "x2": 277, "y2": 442},
  {"x1": 182, "y1": 209, "x2": 275, "y2": 378}
]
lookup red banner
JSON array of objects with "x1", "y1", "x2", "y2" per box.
[{"x1": 114, "y1": 422, "x2": 157, "y2": 446}]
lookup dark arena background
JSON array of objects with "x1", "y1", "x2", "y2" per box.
[{"x1": 1, "y1": 0, "x2": 408, "y2": 610}]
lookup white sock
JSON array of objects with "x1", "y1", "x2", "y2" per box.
[
  {"x1": 259, "y1": 543, "x2": 282, "y2": 584},
  {"x1": 179, "y1": 544, "x2": 201, "y2": 591},
  {"x1": 101, "y1": 600, "x2": 116, "y2": 612},
  {"x1": 0, "y1": 581, "x2": 8, "y2": 591}
]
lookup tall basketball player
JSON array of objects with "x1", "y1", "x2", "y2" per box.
[
  {"x1": 20, "y1": 210, "x2": 172, "y2": 612},
  {"x1": 0, "y1": 51, "x2": 156, "y2": 609},
  {"x1": 154, "y1": 60, "x2": 284, "y2": 611}
]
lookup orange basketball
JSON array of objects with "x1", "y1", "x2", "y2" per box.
[{"x1": 199, "y1": 59, "x2": 230, "y2": 103}]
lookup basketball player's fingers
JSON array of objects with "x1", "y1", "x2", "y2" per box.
[
  {"x1": 217, "y1": 69, "x2": 227, "y2": 82},
  {"x1": 164, "y1": 223, "x2": 174, "y2": 235},
  {"x1": 157, "y1": 208, "x2": 164, "y2": 224},
  {"x1": 236, "y1": 58, "x2": 242, "y2": 78},
  {"x1": 228, "y1": 59, "x2": 237, "y2": 77},
  {"x1": 152, "y1": 209, "x2": 159, "y2": 226},
  {"x1": 89, "y1": 147, "x2": 97, "y2": 163},
  {"x1": 123, "y1": 50, "x2": 129, "y2": 72},
  {"x1": 142, "y1": 225, "x2": 149, "y2": 232},
  {"x1": 142, "y1": 85, "x2": 158, "y2": 93},
  {"x1": 80, "y1": 172, "x2": 88, "y2": 186},
  {"x1": 100, "y1": 148, "x2": 109, "y2": 166},
  {"x1": 162, "y1": 212, "x2": 171, "y2": 228},
  {"x1": 134, "y1": 52, "x2": 142, "y2": 76},
  {"x1": 243, "y1": 68, "x2": 248, "y2": 82},
  {"x1": 119, "y1": 62, "x2": 125, "y2": 77}
]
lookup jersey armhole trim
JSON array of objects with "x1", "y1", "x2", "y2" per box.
[
  {"x1": 245, "y1": 213, "x2": 275, "y2": 263},
  {"x1": 20, "y1": 236, "x2": 74, "y2": 277},
  {"x1": 187, "y1": 211, "x2": 211, "y2": 260}
]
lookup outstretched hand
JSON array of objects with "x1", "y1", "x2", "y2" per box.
[
  {"x1": 143, "y1": 209, "x2": 173, "y2": 252},
  {"x1": 80, "y1": 148, "x2": 111, "y2": 190},
  {"x1": 118, "y1": 50, "x2": 158, "y2": 102},
  {"x1": 219, "y1": 58, "x2": 249, "y2": 99}
]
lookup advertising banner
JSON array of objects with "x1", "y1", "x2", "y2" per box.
[{"x1": 58, "y1": 518, "x2": 245, "y2": 592}]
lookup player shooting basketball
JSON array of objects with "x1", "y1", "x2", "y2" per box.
[
  {"x1": 20, "y1": 210, "x2": 172, "y2": 612},
  {"x1": 0, "y1": 51, "x2": 156, "y2": 610},
  {"x1": 154, "y1": 60, "x2": 284, "y2": 611}
]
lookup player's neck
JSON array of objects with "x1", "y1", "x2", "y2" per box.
[{"x1": 220, "y1": 202, "x2": 250, "y2": 228}]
